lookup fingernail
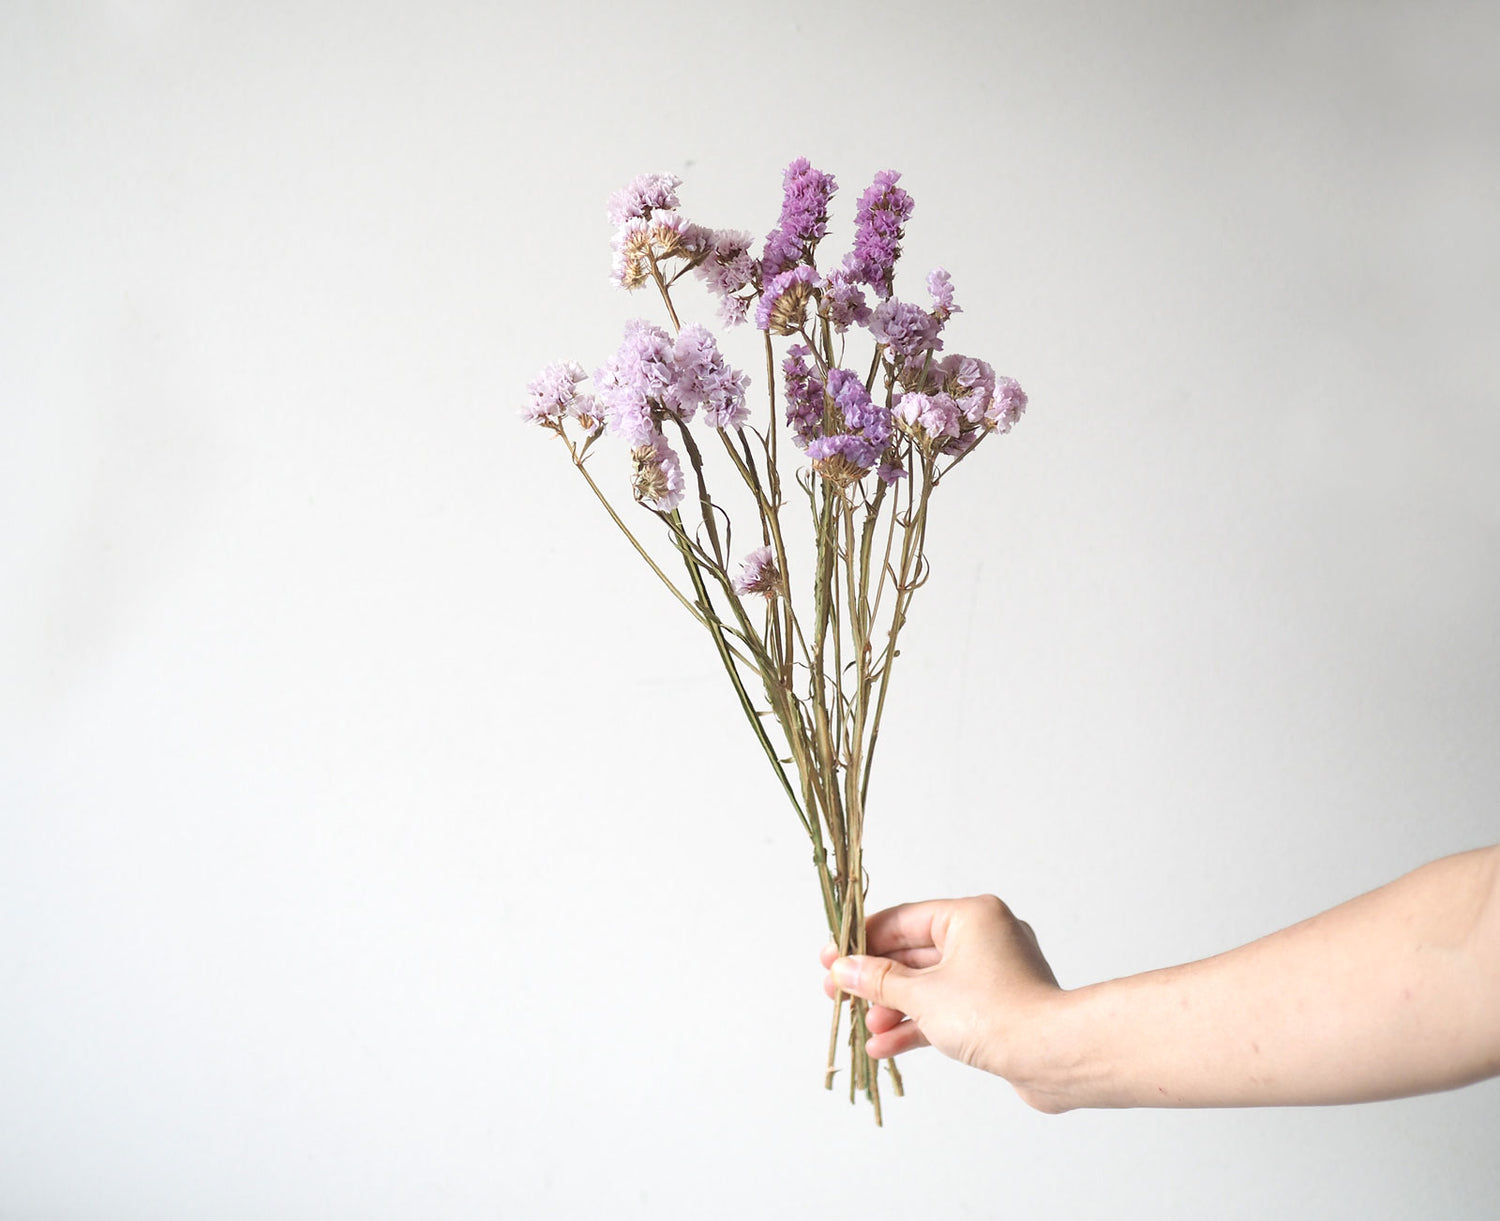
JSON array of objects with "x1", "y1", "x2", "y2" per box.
[{"x1": 830, "y1": 957, "x2": 860, "y2": 989}]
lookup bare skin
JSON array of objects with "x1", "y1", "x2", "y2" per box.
[{"x1": 821, "y1": 844, "x2": 1500, "y2": 1112}]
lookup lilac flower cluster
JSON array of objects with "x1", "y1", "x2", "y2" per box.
[
  {"x1": 891, "y1": 354, "x2": 1026, "y2": 454},
  {"x1": 756, "y1": 265, "x2": 819, "y2": 335},
  {"x1": 782, "y1": 344, "x2": 824, "y2": 443},
  {"x1": 629, "y1": 432, "x2": 686, "y2": 513},
  {"x1": 820, "y1": 266, "x2": 871, "y2": 332},
  {"x1": 927, "y1": 269, "x2": 958, "y2": 320},
  {"x1": 782, "y1": 347, "x2": 900, "y2": 483},
  {"x1": 762, "y1": 158, "x2": 838, "y2": 280},
  {"x1": 594, "y1": 319, "x2": 747, "y2": 441},
  {"x1": 695, "y1": 229, "x2": 757, "y2": 327},
  {"x1": 842, "y1": 170, "x2": 914, "y2": 299},
  {"x1": 671, "y1": 324, "x2": 749, "y2": 429},
  {"x1": 751, "y1": 164, "x2": 909, "y2": 338},
  {"x1": 611, "y1": 210, "x2": 710, "y2": 290},
  {"x1": 607, "y1": 171, "x2": 711, "y2": 290},
  {"x1": 593, "y1": 320, "x2": 678, "y2": 446},
  {"x1": 802, "y1": 368, "x2": 893, "y2": 480},
  {"x1": 731, "y1": 546, "x2": 783, "y2": 599},
  {"x1": 990, "y1": 376, "x2": 1028, "y2": 434},
  {"x1": 524, "y1": 315, "x2": 749, "y2": 513},
  {"x1": 869, "y1": 298, "x2": 943, "y2": 363},
  {"x1": 524, "y1": 361, "x2": 598, "y2": 432},
  {"x1": 828, "y1": 368, "x2": 891, "y2": 448},
  {"x1": 607, "y1": 172, "x2": 682, "y2": 228}
]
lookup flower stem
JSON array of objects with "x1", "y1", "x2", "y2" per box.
[
  {"x1": 665, "y1": 510, "x2": 812, "y2": 839},
  {"x1": 567, "y1": 446, "x2": 714, "y2": 634}
]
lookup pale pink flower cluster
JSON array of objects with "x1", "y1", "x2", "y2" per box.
[{"x1": 524, "y1": 361, "x2": 598, "y2": 432}]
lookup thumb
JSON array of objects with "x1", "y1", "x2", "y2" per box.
[{"x1": 830, "y1": 955, "x2": 917, "y2": 1011}]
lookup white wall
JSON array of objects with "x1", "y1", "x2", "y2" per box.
[{"x1": 3, "y1": 2, "x2": 1497, "y2": 1216}]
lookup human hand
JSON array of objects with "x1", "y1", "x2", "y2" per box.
[{"x1": 821, "y1": 895, "x2": 1072, "y2": 1112}]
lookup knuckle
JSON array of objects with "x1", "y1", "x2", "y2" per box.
[{"x1": 968, "y1": 893, "x2": 1013, "y2": 922}]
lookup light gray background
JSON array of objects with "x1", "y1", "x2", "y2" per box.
[{"x1": 3, "y1": 1, "x2": 1498, "y2": 1217}]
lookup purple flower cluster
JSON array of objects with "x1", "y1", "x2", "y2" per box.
[
  {"x1": 782, "y1": 344, "x2": 824, "y2": 443},
  {"x1": 892, "y1": 353, "x2": 1026, "y2": 453},
  {"x1": 670, "y1": 324, "x2": 749, "y2": 429},
  {"x1": 694, "y1": 229, "x2": 757, "y2": 327},
  {"x1": 820, "y1": 266, "x2": 871, "y2": 333},
  {"x1": 827, "y1": 368, "x2": 890, "y2": 447},
  {"x1": 593, "y1": 320, "x2": 678, "y2": 445},
  {"x1": 894, "y1": 390, "x2": 963, "y2": 443},
  {"x1": 611, "y1": 210, "x2": 710, "y2": 290},
  {"x1": 574, "y1": 318, "x2": 751, "y2": 512},
  {"x1": 841, "y1": 170, "x2": 914, "y2": 299},
  {"x1": 802, "y1": 367, "x2": 894, "y2": 481},
  {"x1": 783, "y1": 350, "x2": 906, "y2": 484},
  {"x1": 927, "y1": 269, "x2": 958, "y2": 320},
  {"x1": 594, "y1": 319, "x2": 748, "y2": 443},
  {"x1": 869, "y1": 298, "x2": 943, "y2": 362},
  {"x1": 756, "y1": 265, "x2": 819, "y2": 334},
  {"x1": 731, "y1": 545, "x2": 783, "y2": 599},
  {"x1": 605, "y1": 170, "x2": 714, "y2": 290},
  {"x1": 629, "y1": 432, "x2": 686, "y2": 513},
  {"x1": 762, "y1": 158, "x2": 838, "y2": 280}
]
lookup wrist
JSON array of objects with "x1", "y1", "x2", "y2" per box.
[{"x1": 996, "y1": 985, "x2": 1109, "y2": 1114}]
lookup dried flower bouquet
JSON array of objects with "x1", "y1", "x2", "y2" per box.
[{"x1": 525, "y1": 160, "x2": 1027, "y2": 1122}]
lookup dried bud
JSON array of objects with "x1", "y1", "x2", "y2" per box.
[{"x1": 731, "y1": 546, "x2": 784, "y2": 599}]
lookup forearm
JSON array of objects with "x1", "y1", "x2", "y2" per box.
[{"x1": 1042, "y1": 845, "x2": 1500, "y2": 1109}]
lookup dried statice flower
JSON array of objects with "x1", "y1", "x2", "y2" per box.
[
  {"x1": 595, "y1": 320, "x2": 678, "y2": 445},
  {"x1": 842, "y1": 169, "x2": 914, "y2": 299},
  {"x1": 806, "y1": 432, "x2": 881, "y2": 485},
  {"x1": 782, "y1": 344, "x2": 825, "y2": 443},
  {"x1": 820, "y1": 267, "x2": 871, "y2": 333},
  {"x1": 630, "y1": 431, "x2": 686, "y2": 512},
  {"x1": 826, "y1": 367, "x2": 891, "y2": 452},
  {"x1": 927, "y1": 268, "x2": 959, "y2": 321},
  {"x1": 762, "y1": 158, "x2": 838, "y2": 280},
  {"x1": 876, "y1": 457, "x2": 908, "y2": 484},
  {"x1": 936, "y1": 354, "x2": 997, "y2": 423},
  {"x1": 609, "y1": 220, "x2": 655, "y2": 289},
  {"x1": 572, "y1": 399, "x2": 604, "y2": 434},
  {"x1": 894, "y1": 390, "x2": 963, "y2": 445},
  {"x1": 716, "y1": 293, "x2": 753, "y2": 328},
  {"x1": 524, "y1": 361, "x2": 589, "y2": 427},
  {"x1": 731, "y1": 545, "x2": 784, "y2": 598},
  {"x1": 987, "y1": 376, "x2": 1028, "y2": 433},
  {"x1": 694, "y1": 229, "x2": 758, "y2": 327},
  {"x1": 870, "y1": 298, "x2": 943, "y2": 363},
  {"x1": 940, "y1": 429, "x2": 983, "y2": 458},
  {"x1": 801, "y1": 368, "x2": 893, "y2": 484},
  {"x1": 670, "y1": 324, "x2": 749, "y2": 430},
  {"x1": 611, "y1": 210, "x2": 711, "y2": 290},
  {"x1": 756, "y1": 265, "x2": 820, "y2": 335},
  {"x1": 607, "y1": 171, "x2": 682, "y2": 227}
]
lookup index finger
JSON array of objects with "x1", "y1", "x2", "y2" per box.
[{"x1": 863, "y1": 900, "x2": 957, "y2": 957}]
